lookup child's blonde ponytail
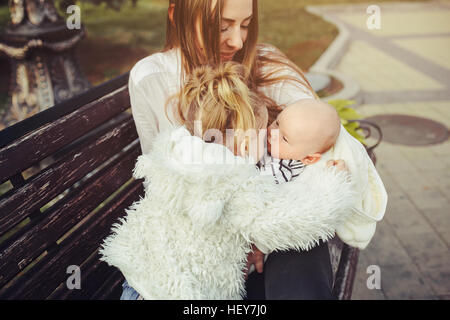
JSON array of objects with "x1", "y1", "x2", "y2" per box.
[{"x1": 174, "y1": 62, "x2": 266, "y2": 149}]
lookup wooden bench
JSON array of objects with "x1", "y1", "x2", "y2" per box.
[{"x1": 0, "y1": 73, "x2": 382, "y2": 300}]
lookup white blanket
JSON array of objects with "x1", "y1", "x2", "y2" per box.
[{"x1": 320, "y1": 125, "x2": 388, "y2": 249}]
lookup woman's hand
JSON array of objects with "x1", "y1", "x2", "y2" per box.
[
  {"x1": 244, "y1": 244, "x2": 265, "y2": 280},
  {"x1": 326, "y1": 159, "x2": 349, "y2": 172}
]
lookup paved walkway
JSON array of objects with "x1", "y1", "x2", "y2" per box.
[{"x1": 310, "y1": 1, "x2": 450, "y2": 299}]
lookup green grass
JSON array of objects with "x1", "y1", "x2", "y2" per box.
[
  {"x1": 0, "y1": 5, "x2": 9, "y2": 32},
  {"x1": 72, "y1": 0, "x2": 167, "y2": 49},
  {"x1": 69, "y1": 0, "x2": 168, "y2": 84}
]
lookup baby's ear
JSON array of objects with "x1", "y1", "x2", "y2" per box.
[{"x1": 302, "y1": 153, "x2": 322, "y2": 165}]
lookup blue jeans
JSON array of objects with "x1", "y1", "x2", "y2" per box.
[{"x1": 120, "y1": 280, "x2": 141, "y2": 300}]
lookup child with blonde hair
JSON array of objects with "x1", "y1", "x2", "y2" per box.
[
  {"x1": 174, "y1": 61, "x2": 269, "y2": 162},
  {"x1": 99, "y1": 62, "x2": 355, "y2": 300}
]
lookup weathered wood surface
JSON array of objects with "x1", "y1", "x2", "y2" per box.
[
  {"x1": 0, "y1": 115, "x2": 137, "y2": 235},
  {"x1": 49, "y1": 252, "x2": 119, "y2": 300},
  {"x1": 90, "y1": 270, "x2": 125, "y2": 300},
  {"x1": 331, "y1": 243, "x2": 360, "y2": 300},
  {"x1": 0, "y1": 177, "x2": 143, "y2": 299},
  {"x1": 0, "y1": 144, "x2": 141, "y2": 290},
  {"x1": 0, "y1": 74, "x2": 139, "y2": 300},
  {"x1": 0, "y1": 87, "x2": 130, "y2": 184},
  {"x1": 0, "y1": 86, "x2": 130, "y2": 185}
]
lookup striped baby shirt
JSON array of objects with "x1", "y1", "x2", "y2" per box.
[{"x1": 257, "y1": 154, "x2": 306, "y2": 184}]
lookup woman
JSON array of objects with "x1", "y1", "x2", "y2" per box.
[{"x1": 123, "y1": 0, "x2": 338, "y2": 300}]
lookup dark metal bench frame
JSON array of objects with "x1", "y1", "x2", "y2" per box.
[{"x1": 0, "y1": 73, "x2": 381, "y2": 300}]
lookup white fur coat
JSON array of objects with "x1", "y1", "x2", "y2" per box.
[{"x1": 99, "y1": 126, "x2": 355, "y2": 300}]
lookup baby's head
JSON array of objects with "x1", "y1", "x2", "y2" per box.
[
  {"x1": 175, "y1": 62, "x2": 268, "y2": 161},
  {"x1": 268, "y1": 99, "x2": 341, "y2": 165}
]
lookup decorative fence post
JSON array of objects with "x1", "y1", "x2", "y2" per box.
[{"x1": 0, "y1": 0, "x2": 90, "y2": 129}]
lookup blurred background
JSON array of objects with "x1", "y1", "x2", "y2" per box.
[
  {"x1": 0, "y1": 0, "x2": 430, "y2": 126},
  {"x1": 0, "y1": 0, "x2": 448, "y2": 300}
]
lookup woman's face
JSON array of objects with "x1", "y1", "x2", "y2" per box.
[{"x1": 219, "y1": 0, "x2": 253, "y2": 62}]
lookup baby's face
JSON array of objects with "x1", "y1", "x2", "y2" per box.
[
  {"x1": 267, "y1": 109, "x2": 310, "y2": 161},
  {"x1": 267, "y1": 100, "x2": 340, "y2": 162}
]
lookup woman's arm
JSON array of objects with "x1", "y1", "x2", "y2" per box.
[
  {"x1": 129, "y1": 51, "x2": 182, "y2": 156},
  {"x1": 129, "y1": 75, "x2": 160, "y2": 156}
]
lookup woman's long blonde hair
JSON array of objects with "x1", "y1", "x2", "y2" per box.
[{"x1": 164, "y1": 0, "x2": 318, "y2": 124}]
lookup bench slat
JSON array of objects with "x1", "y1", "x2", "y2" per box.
[
  {"x1": 0, "y1": 115, "x2": 137, "y2": 235},
  {"x1": 0, "y1": 86, "x2": 130, "y2": 184},
  {"x1": 49, "y1": 253, "x2": 117, "y2": 300},
  {"x1": 331, "y1": 244, "x2": 360, "y2": 300},
  {"x1": 90, "y1": 269, "x2": 125, "y2": 300},
  {"x1": 0, "y1": 174, "x2": 143, "y2": 299},
  {"x1": 0, "y1": 145, "x2": 141, "y2": 289}
]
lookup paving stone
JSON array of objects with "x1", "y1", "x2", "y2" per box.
[
  {"x1": 384, "y1": 193, "x2": 436, "y2": 235},
  {"x1": 437, "y1": 155, "x2": 450, "y2": 174},
  {"x1": 421, "y1": 170, "x2": 450, "y2": 202},
  {"x1": 394, "y1": 229, "x2": 449, "y2": 267},
  {"x1": 405, "y1": 103, "x2": 450, "y2": 128},
  {"x1": 361, "y1": 220, "x2": 412, "y2": 267},
  {"x1": 388, "y1": 170, "x2": 437, "y2": 194},
  {"x1": 424, "y1": 168, "x2": 450, "y2": 185},
  {"x1": 397, "y1": 144, "x2": 449, "y2": 172},
  {"x1": 408, "y1": 101, "x2": 450, "y2": 120},
  {"x1": 352, "y1": 252, "x2": 387, "y2": 300},
  {"x1": 380, "y1": 264, "x2": 437, "y2": 300},
  {"x1": 336, "y1": 40, "x2": 444, "y2": 92},
  {"x1": 359, "y1": 109, "x2": 385, "y2": 119},
  {"x1": 337, "y1": 10, "x2": 450, "y2": 37},
  {"x1": 405, "y1": 187, "x2": 449, "y2": 211},
  {"x1": 418, "y1": 208, "x2": 450, "y2": 247},
  {"x1": 418, "y1": 254, "x2": 450, "y2": 296},
  {"x1": 372, "y1": 144, "x2": 419, "y2": 173},
  {"x1": 370, "y1": 167, "x2": 403, "y2": 197},
  {"x1": 403, "y1": 155, "x2": 449, "y2": 172},
  {"x1": 360, "y1": 102, "x2": 450, "y2": 128}
]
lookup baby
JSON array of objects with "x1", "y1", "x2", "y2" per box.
[
  {"x1": 258, "y1": 99, "x2": 342, "y2": 184},
  {"x1": 246, "y1": 99, "x2": 343, "y2": 275}
]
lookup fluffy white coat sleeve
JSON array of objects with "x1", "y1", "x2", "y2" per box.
[{"x1": 226, "y1": 163, "x2": 356, "y2": 254}]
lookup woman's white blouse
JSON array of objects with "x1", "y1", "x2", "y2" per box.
[{"x1": 128, "y1": 46, "x2": 315, "y2": 156}]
